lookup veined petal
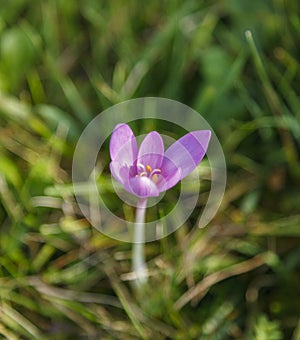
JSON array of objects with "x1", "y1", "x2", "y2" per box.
[
  {"x1": 164, "y1": 168, "x2": 181, "y2": 190},
  {"x1": 163, "y1": 130, "x2": 211, "y2": 180},
  {"x1": 127, "y1": 176, "x2": 159, "y2": 198},
  {"x1": 110, "y1": 161, "x2": 130, "y2": 185},
  {"x1": 138, "y1": 131, "x2": 164, "y2": 169},
  {"x1": 109, "y1": 124, "x2": 138, "y2": 165},
  {"x1": 156, "y1": 157, "x2": 182, "y2": 191}
]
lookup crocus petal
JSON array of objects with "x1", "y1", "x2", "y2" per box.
[
  {"x1": 109, "y1": 124, "x2": 138, "y2": 165},
  {"x1": 163, "y1": 130, "x2": 211, "y2": 180},
  {"x1": 156, "y1": 157, "x2": 182, "y2": 191},
  {"x1": 163, "y1": 168, "x2": 181, "y2": 190},
  {"x1": 110, "y1": 161, "x2": 130, "y2": 185},
  {"x1": 127, "y1": 176, "x2": 159, "y2": 197},
  {"x1": 138, "y1": 131, "x2": 164, "y2": 169}
]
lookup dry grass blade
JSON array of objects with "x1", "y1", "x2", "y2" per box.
[
  {"x1": 28, "y1": 276, "x2": 122, "y2": 308},
  {"x1": 0, "y1": 303, "x2": 42, "y2": 339},
  {"x1": 0, "y1": 175, "x2": 23, "y2": 221},
  {"x1": 0, "y1": 323, "x2": 19, "y2": 340},
  {"x1": 174, "y1": 253, "x2": 269, "y2": 310},
  {"x1": 49, "y1": 301, "x2": 99, "y2": 337}
]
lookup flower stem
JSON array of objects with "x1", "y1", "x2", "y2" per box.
[{"x1": 132, "y1": 198, "x2": 147, "y2": 288}]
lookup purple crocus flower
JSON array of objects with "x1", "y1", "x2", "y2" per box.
[{"x1": 109, "y1": 123, "x2": 211, "y2": 198}]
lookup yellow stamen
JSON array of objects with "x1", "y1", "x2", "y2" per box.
[{"x1": 146, "y1": 165, "x2": 152, "y2": 173}]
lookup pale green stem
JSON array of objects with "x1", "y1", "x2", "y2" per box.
[{"x1": 132, "y1": 198, "x2": 147, "y2": 287}]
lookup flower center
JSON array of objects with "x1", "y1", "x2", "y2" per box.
[{"x1": 136, "y1": 163, "x2": 161, "y2": 183}]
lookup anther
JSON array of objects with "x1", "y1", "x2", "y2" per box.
[{"x1": 150, "y1": 169, "x2": 161, "y2": 177}]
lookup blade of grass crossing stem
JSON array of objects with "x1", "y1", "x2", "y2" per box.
[{"x1": 103, "y1": 262, "x2": 148, "y2": 339}]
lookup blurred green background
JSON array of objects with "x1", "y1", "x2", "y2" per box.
[{"x1": 0, "y1": 0, "x2": 299, "y2": 339}]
